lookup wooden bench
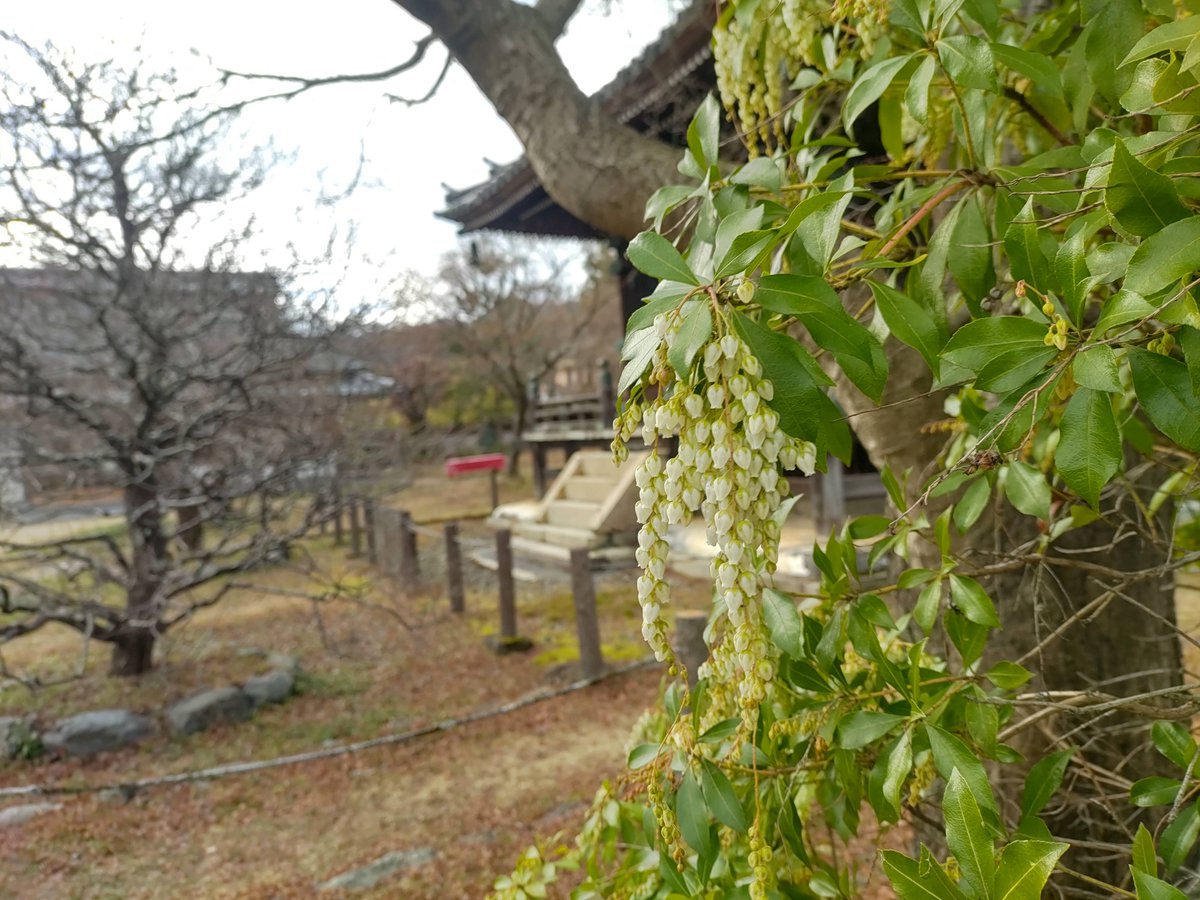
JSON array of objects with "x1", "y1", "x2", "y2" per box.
[{"x1": 444, "y1": 452, "x2": 507, "y2": 510}]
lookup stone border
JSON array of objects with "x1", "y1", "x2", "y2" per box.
[{"x1": 3, "y1": 653, "x2": 302, "y2": 760}]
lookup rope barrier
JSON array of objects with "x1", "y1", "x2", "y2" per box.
[{"x1": 0, "y1": 657, "x2": 659, "y2": 801}]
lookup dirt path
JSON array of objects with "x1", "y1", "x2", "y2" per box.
[{"x1": 1, "y1": 668, "x2": 659, "y2": 899}]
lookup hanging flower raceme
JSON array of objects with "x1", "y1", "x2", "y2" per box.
[{"x1": 614, "y1": 303, "x2": 816, "y2": 724}]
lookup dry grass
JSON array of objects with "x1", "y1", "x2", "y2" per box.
[{"x1": 0, "y1": 463, "x2": 676, "y2": 898}]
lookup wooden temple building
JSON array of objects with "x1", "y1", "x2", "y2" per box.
[{"x1": 436, "y1": 1, "x2": 881, "y2": 552}]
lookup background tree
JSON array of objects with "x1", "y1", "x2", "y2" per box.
[
  {"x1": 0, "y1": 36, "x2": 345, "y2": 676},
  {"x1": 426, "y1": 235, "x2": 613, "y2": 474}
]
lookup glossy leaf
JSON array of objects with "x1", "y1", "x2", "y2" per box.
[
  {"x1": 1072, "y1": 345, "x2": 1122, "y2": 392},
  {"x1": 762, "y1": 587, "x2": 804, "y2": 657},
  {"x1": 1151, "y1": 720, "x2": 1198, "y2": 769},
  {"x1": 838, "y1": 710, "x2": 907, "y2": 749},
  {"x1": 949, "y1": 574, "x2": 999, "y2": 627},
  {"x1": 1133, "y1": 823, "x2": 1158, "y2": 876},
  {"x1": 937, "y1": 35, "x2": 999, "y2": 92},
  {"x1": 1005, "y1": 460, "x2": 1051, "y2": 519},
  {"x1": 698, "y1": 758, "x2": 748, "y2": 834},
  {"x1": 1132, "y1": 870, "x2": 1188, "y2": 900},
  {"x1": 1021, "y1": 749, "x2": 1074, "y2": 818},
  {"x1": 870, "y1": 279, "x2": 947, "y2": 374},
  {"x1": 928, "y1": 724, "x2": 998, "y2": 814},
  {"x1": 675, "y1": 768, "x2": 713, "y2": 857},
  {"x1": 1004, "y1": 199, "x2": 1052, "y2": 291},
  {"x1": 1161, "y1": 799, "x2": 1200, "y2": 873},
  {"x1": 882, "y1": 848, "x2": 969, "y2": 900},
  {"x1": 943, "y1": 769, "x2": 995, "y2": 898},
  {"x1": 1056, "y1": 386, "x2": 1123, "y2": 507},
  {"x1": 1106, "y1": 139, "x2": 1190, "y2": 237},
  {"x1": 1131, "y1": 776, "x2": 1183, "y2": 808},
  {"x1": 844, "y1": 54, "x2": 915, "y2": 131},
  {"x1": 667, "y1": 300, "x2": 711, "y2": 379},
  {"x1": 1124, "y1": 217, "x2": 1200, "y2": 298},
  {"x1": 627, "y1": 231, "x2": 700, "y2": 285},
  {"x1": 1129, "y1": 349, "x2": 1200, "y2": 452},
  {"x1": 993, "y1": 840, "x2": 1068, "y2": 900}
]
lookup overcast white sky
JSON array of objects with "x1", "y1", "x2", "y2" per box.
[{"x1": 3, "y1": 0, "x2": 677, "y2": 307}]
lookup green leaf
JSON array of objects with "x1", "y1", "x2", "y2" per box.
[
  {"x1": 733, "y1": 312, "x2": 852, "y2": 462},
  {"x1": 1133, "y1": 823, "x2": 1158, "y2": 876},
  {"x1": 943, "y1": 769, "x2": 995, "y2": 898},
  {"x1": 906, "y1": 54, "x2": 936, "y2": 124},
  {"x1": 1180, "y1": 325, "x2": 1200, "y2": 394},
  {"x1": 1106, "y1": 139, "x2": 1191, "y2": 238},
  {"x1": 1004, "y1": 198, "x2": 1051, "y2": 291},
  {"x1": 756, "y1": 274, "x2": 889, "y2": 401},
  {"x1": 914, "y1": 581, "x2": 942, "y2": 634},
  {"x1": 882, "y1": 848, "x2": 969, "y2": 900},
  {"x1": 993, "y1": 840, "x2": 1068, "y2": 900},
  {"x1": 1152, "y1": 720, "x2": 1198, "y2": 769},
  {"x1": 1124, "y1": 217, "x2": 1200, "y2": 298},
  {"x1": 626, "y1": 282, "x2": 690, "y2": 335},
  {"x1": 1056, "y1": 386, "x2": 1123, "y2": 507},
  {"x1": 928, "y1": 724, "x2": 998, "y2": 814},
  {"x1": 1122, "y1": 16, "x2": 1200, "y2": 66},
  {"x1": 627, "y1": 232, "x2": 700, "y2": 286},
  {"x1": 949, "y1": 574, "x2": 999, "y2": 627},
  {"x1": 1131, "y1": 776, "x2": 1184, "y2": 808},
  {"x1": 1129, "y1": 349, "x2": 1200, "y2": 452},
  {"x1": 1161, "y1": 800, "x2": 1200, "y2": 873},
  {"x1": 941, "y1": 315, "x2": 1057, "y2": 393},
  {"x1": 950, "y1": 192, "x2": 997, "y2": 310},
  {"x1": 838, "y1": 710, "x2": 907, "y2": 749},
  {"x1": 645, "y1": 185, "x2": 694, "y2": 227},
  {"x1": 844, "y1": 54, "x2": 915, "y2": 131},
  {"x1": 1056, "y1": 230, "x2": 1094, "y2": 326},
  {"x1": 762, "y1": 588, "x2": 804, "y2": 657},
  {"x1": 675, "y1": 769, "x2": 713, "y2": 857},
  {"x1": 667, "y1": 301, "x2": 711, "y2": 379},
  {"x1": 790, "y1": 172, "x2": 855, "y2": 276},
  {"x1": 986, "y1": 661, "x2": 1033, "y2": 691},
  {"x1": 687, "y1": 93, "x2": 720, "y2": 171},
  {"x1": 992, "y1": 43, "x2": 1061, "y2": 93},
  {"x1": 1005, "y1": 460, "x2": 1051, "y2": 519},
  {"x1": 617, "y1": 326, "x2": 659, "y2": 396},
  {"x1": 730, "y1": 157, "x2": 782, "y2": 190},
  {"x1": 699, "y1": 758, "x2": 748, "y2": 834},
  {"x1": 627, "y1": 743, "x2": 660, "y2": 770},
  {"x1": 954, "y1": 476, "x2": 991, "y2": 532},
  {"x1": 698, "y1": 718, "x2": 740, "y2": 744},
  {"x1": 937, "y1": 34, "x2": 999, "y2": 92},
  {"x1": 879, "y1": 729, "x2": 914, "y2": 820},
  {"x1": 1132, "y1": 870, "x2": 1188, "y2": 900},
  {"x1": 1073, "y1": 345, "x2": 1122, "y2": 392},
  {"x1": 870, "y1": 280, "x2": 947, "y2": 374},
  {"x1": 1021, "y1": 749, "x2": 1074, "y2": 818},
  {"x1": 715, "y1": 229, "x2": 775, "y2": 279},
  {"x1": 714, "y1": 207, "x2": 765, "y2": 270}
]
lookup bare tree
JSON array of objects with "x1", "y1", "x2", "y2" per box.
[
  {"x1": 0, "y1": 36, "x2": 346, "y2": 676},
  {"x1": 431, "y1": 236, "x2": 607, "y2": 473}
]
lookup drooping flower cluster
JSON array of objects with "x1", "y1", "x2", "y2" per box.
[{"x1": 614, "y1": 310, "x2": 816, "y2": 720}]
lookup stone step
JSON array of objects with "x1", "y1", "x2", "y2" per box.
[
  {"x1": 508, "y1": 535, "x2": 637, "y2": 569},
  {"x1": 561, "y1": 475, "x2": 620, "y2": 503},
  {"x1": 511, "y1": 519, "x2": 597, "y2": 548},
  {"x1": 575, "y1": 450, "x2": 622, "y2": 477},
  {"x1": 544, "y1": 499, "x2": 601, "y2": 530}
]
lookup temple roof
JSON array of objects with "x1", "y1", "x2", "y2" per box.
[{"x1": 438, "y1": 0, "x2": 716, "y2": 239}]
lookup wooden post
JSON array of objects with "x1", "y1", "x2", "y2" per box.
[
  {"x1": 569, "y1": 547, "x2": 604, "y2": 680},
  {"x1": 597, "y1": 357, "x2": 615, "y2": 424},
  {"x1": 488, "y1": 468, "x2": 499, "y2": 510},
  {"x1": 383, "y1": 510, "x2": 401, "y2": 578},
  {"x1": 363, "y1": 499, "x2": 377, "y2": 564},
  {"x1": 674, "y1": 610, "x2": 709, "y2": 689},
  {"x1": 444, "y1": 522, "x2": 465, "y2": 614},
  {"x1": 333, "y1": 484, "x2": 344, "y2": 546},
  {"x1": 398, "y1": 510, "x2": 418, "y2": 583},
  {"x1": 348, "y1": 498, "x2": 362, "y2": 558},
  {"x1": 817, "y1": 457, "x2": 846, "y2": 533},
  {"x1": 496, "y1": 527, "x2": 517, "y2": 639},
  {"x1": 532, "y1": 444, "x2": 548, "y2": 498}
]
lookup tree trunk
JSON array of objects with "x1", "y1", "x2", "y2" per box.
[
  {"x1": 111, "y1": 480, "x2": 169, "y2": 676},
  {"x1": 394, "y1": 0, "x2": 679, "y2": 240},
  {"x1": 508, "y1": 397, "x2": 528, "y2": 477},
  {"x1": 836, "y1": 344, "x2": 1184, "y2": 894}
]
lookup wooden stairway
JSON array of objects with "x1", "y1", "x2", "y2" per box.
[{"x1": 489, "y1": 449, "x2": 646, "y2": 564}]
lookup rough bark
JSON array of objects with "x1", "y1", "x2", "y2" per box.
[
  {"x1": 393, "y1": 0, "x2": 681, "y2": 239},
  {"x1": 111, "y1": 481, "x2": 168, "y2": 676}
]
